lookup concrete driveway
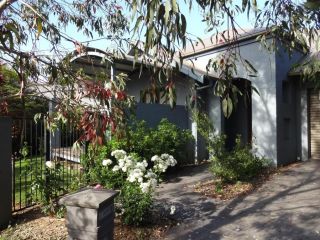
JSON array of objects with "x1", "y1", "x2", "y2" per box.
[{"x1": 155, "y1": 160, "x2": 320, "y2": 240}]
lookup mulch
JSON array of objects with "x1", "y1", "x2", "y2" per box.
[
  {"x1": 194, "y1": 162, "x2": 302, "y2": 201},
  {"x1": 0, "y1": 207, "x2": 172, "y2": 240}
]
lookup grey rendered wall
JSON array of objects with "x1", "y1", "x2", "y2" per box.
[
  {"x1": 186, "y1": 39, "x2": 279, "y2": 164},
  {"x1": 135, "y1": 102, "x2": 189, "y2": 129},
  {"x1": 275, "y1": 45, "x2": 304, "y2": 165},
  {"x1": 126, "y1": 70, "x2": 192, "y2": 106},
  {"x1": 0, "y1": 117, "x2": 12, "y2": 229}
]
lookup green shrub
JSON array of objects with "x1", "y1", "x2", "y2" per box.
[
  {"x1": 210, "y1": 136, "x2": 271, "y2": 183},
  {"x1": 104, "y1": 118, "x2": 193, "y2": 166},
  {"x1": 119, "y1": 183, "x2": 152, "y2": 225},
  {"x1": 195, "y1": 112, "x2": 271, "y2": 183},
  {"x1": 31, "y1": 161, "x2": 66, "y2": 217},
  {"x1": 81, "y1": 145, "x2": 125, "y2": 189}
]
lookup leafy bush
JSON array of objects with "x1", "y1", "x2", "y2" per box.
[
  {"x1": 195, "y1": 112, "x2": 271, "y2": 183},
  {"x1": 32, "y1": 161, "x2": 66, "y2": 217},
  {"x1": 210, "y1": 136, "x2": 271, "y2": 183},
  {"x1": 105, "y1": 118, "x2": 193, "y2": 166},
  {"x1": 81, "y1": 145, "x2": 125, "y2": 189},
  {"x1": 118, "y1": 183, "x2": 152, "y2": 225},
  {"x1": 82, "y1": 149, "x2": 177, "y2": 225}
]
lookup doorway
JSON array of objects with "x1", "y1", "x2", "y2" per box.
[{"x1": 224, "y1": 78, "x2": 252, "y2": 150}]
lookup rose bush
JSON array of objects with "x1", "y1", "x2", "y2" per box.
[{"x1": 83, "y1": 148, "x2": 177, "y2": 225}]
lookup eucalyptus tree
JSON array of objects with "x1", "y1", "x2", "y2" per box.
[{"x1": 0, "y1": 0, "x2": 319, "y2": 142}]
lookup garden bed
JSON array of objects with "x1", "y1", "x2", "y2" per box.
[
  {"x1": 0, "y1": 207, "x2": 173, "y2": 240},
  {"x1": 194, "y1": 162, "x2": 301, "y2": 201},
  {"x1": 0, "y1": 204, "x2": 174, "y2": 240}
]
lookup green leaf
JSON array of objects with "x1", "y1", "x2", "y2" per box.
[
  {"x1": 165, "y1": 0, "x2": 171, "y2": 24},
  {"x1": 7, "y1": 32, "x2": 14, "y2": 49},
  {"x1": 133, "y1": 16, "x2": 144, "y2": 36},
  {"x1": 181, "y1": 14, "x2": 187, "y2": 36},
  {"x1": 147, "y1": 3, "x2": 154, "y2": 23},
  {"x1": 253, "y1": 0, "x2": 257, "y2": 8},
  {"x1": 222, "y1": 96, "x2": 233, "y2": 118},
  {"x1": 132, "y1": 1, "x2": 137, "y2": 20},
  {"x1": 251, "y1": 85, "x2": 260, "y2": 96},
  {"x1": 171, "y1": 0, "x2": 178, "y2": 13},
  {"x1": 36, "y1": 17, "x2": 43, "y2": 39},
  {"x1": 244, "y1": 59, "x2": 257, "y2": 73},
  {"x1": 242, "y1": 0, "x2": 248, "y2": 11},
  {"x1": 158, "y1": 4, "x2": 165, "y2": 21},
  {"x1": 197, "y1": 37, "x2": 205, "y2": 48}
]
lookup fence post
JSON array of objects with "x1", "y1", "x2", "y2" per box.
[{"x1": 0, "y1": 117, "x2": 12, "y2": 229}]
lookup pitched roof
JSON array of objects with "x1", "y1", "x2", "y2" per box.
[{"x1": 182, "y1": 28, "x2": 267, "y2": 57}]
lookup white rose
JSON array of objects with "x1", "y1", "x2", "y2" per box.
[
  {"x1": 140, "y1": 182, "x2": 150, "y2": 193},
  {"x1": 128, "y1": 175, "x2": 136, "y2": 182},
  {"x1": 112, "y1": 165, "x2": 120, "y2": 172},
  {"x1": 111, "y1": 150, "x2": 127, "y2": 159},
  {"x1": 148, "y1": 179, "x2": 157, "y2": 191},
  {"x1": 143, "y1": 160, "x2": 148, "y2": 167},
  {"x1": 102, "y1": 159, "x2": 112, "y2": 166},
  {"x1": 118, "y1": 159, "x2": 125, "y2": 168},
  {"x1": 151, "y1": 155, "x2": 159, "y2": 162},
  {"x1": 45, "y1": 161, "x2": 54, "y2": 169}
]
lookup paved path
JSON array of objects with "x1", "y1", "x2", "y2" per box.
[{"x1": 155, "y1": 160, "x2": 320, "y2": 240}]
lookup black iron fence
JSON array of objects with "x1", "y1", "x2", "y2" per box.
[{"x1": 12, "y1": 118, "x2": 84, "y2": 212}]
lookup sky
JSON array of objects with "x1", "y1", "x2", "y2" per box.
[{"x1": 28, "y1": 0, "x2": 276, "y2": 58}]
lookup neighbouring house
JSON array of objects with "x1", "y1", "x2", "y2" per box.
[{"x1": 47, "y1": 28, "x2": 320, "y2": 166}]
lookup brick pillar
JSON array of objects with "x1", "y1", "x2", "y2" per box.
[{"x1": 0, "y1": 117, "x2": 12, "y2": 229}]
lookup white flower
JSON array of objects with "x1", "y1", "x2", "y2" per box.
[
  {"x1": 102, "y1": 159, "x2": 112, "y2": 166},
  {"x1": 168, "y1": 156, "x2": 177, "y2": 166},
  {"x1": 112, "y1": 165, "x2": 120, "y2": 172},
  {"x1": 111, "y1": 150, "x2": 127, "y2": 159},
  {"x1": 128, "y1": 175, "x2": 136, "y2": 182},
  {"x1": 170, "y1": 205, "x2": 176, "y2": 215},
  {"x1": 45, "y1": 161, "x2": 54, "y2": 169},
  {"x1": 151, "y1": 155, "x2": 160, "y2": 162},
  {"x1": 136, "y1": 162, "x2": 146, "y2": 171},
  {"x1": 145, "y1": 170, "x2": 157, "y2": 179},
  {"x1": 118, "y1": 159, "x2": 125, "y2": 168},
  {"x1": 140, "y1": 182, "x2": 149, "y2": 193},
  {"x1": 125, "y1": 159, "x2": 133, "y2": 167},
  {"x1": 149, "y1": 178, "x2": 157, "y2": 189},
  {"x1": 142, "y1": 160, "x2": 148, "y2": 168},
  {"x1": 161, "y1": 153, "x2": 170, "y2": 159},
  {"x1": 133, "y1": 168, "x2": 143, "y2": 178}
]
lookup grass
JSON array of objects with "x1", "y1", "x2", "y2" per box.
[{"x1": 13, "y1": 156, "x2": 81, "y2": 211}]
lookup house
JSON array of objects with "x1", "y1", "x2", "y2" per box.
[
  {"x1": 182, "y1": 28, "x2": 318, "y2": 166},
  {"x1": 47, "y1": 47, "x2": 206, "y2": 164},
  {"x1": 50, "y1": 28, "x2": 319, "y2": 166}
]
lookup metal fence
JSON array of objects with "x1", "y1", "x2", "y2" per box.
[{"x1": 12, "y1": 118, "x2": 84, "y2": 212}]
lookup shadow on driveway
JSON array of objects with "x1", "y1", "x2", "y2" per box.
[{"x1": 159, "y1": 160, "x2": 320, "y2": 240}]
